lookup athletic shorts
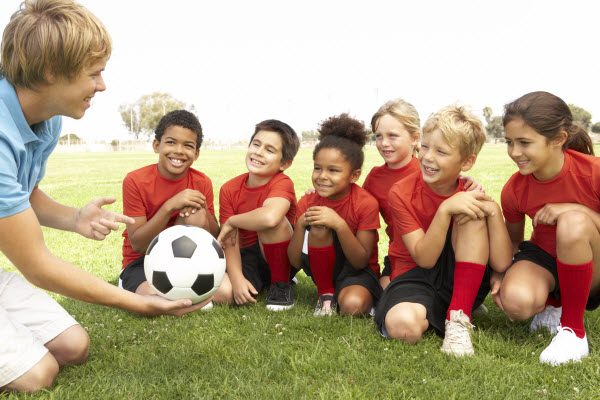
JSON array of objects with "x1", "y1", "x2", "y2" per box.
[
  {"x1": 380, "y1": 256, "x2": 391, "y2": 278},
  {"x1": 374, "y1": 230, "x2": 491, "y2": 336},
  {"x1": 119, "y1": 256, "x2": 146, "y2": 293},
  {"x1": 299, "y1": 227, "x2": 383, "y2": 303},
  {"x1": 513, "y1": 241, "x2": 600, "y2": 310},
  {"x1": 0, "y1": 270, "x2": 78, "y2": 387},
  {"x1": 240, "y1": 241, "x2": 271, "y2": 294}
]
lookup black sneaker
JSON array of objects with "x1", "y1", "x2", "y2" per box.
[{"x1": 266, "y1": 281, "x2": 295, "y2": 311}]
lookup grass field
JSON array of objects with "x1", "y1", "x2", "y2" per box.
[{"x1": 2, "y1": 145, "x2": 600, "y2": 399}]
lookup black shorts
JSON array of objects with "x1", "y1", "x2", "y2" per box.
[
  {"x1": 299, "y1": 228, "x2": 383, "y2": 303},
  {"x1": 120, "y1": 256, "x2": 147, "y2": 293},
  {"x1": 374, "y1": 230, "x2": 491, "y2": 336},
  {"x1": 240, "y1": 241, "x2": 271, "y2": 294},
  {"x1": 380, "y1": 256, "x2": 391, "y2": 278},
  {"x1": 513, "y1": 241, "x2": 600, "y2": 310}
]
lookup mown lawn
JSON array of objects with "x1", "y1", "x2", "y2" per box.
[{"x1": 2, "y1": 145, "x2": 599, "y2": 399}]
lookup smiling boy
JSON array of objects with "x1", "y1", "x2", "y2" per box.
[
  {"x1": 0, "y1": 0, "x2": 209, "y2": 393},
  {"x1": 217, "y1": 120, "x2": 300, "y2": 310},
  {"x1": 374, "y1": 105, "x2": 512, "y2": 356}
]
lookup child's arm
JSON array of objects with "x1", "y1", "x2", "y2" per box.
[
  {"x1": 288, "y1": 212, "x2": 308, "y2": 269},
  {"x1": 127, "y1": 189, "x2": 208, "y2": 253},
  {"x1": 217, "y1": 197, "x2": 290, "y2": 247},
  {"x1": 505, "y1": 219, "x2": 525, "y2": 255},
  {"x1": 223, "y1": 231, "x2": 258, "y2": 305},
  {"x1": 303, "y1": 206, "x2": 375, "y2": 269},
  {"x1": 402, "y1": 191, "x2": 493, "y2": 268},
  {"x1": 485, "y1": 200, "x2": 512, "y2": 273},
  {"x1": 533, "y1": 203, "x2": 600, "y2": 231}
]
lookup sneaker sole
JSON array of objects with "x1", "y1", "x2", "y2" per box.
[{"x1": 266, "y1": 303, "x2": 294, "y2": 311}]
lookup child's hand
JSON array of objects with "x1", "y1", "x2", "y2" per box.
[
  {"x1": 305, "y1": 187, "x2": 316, "y2": 196},
  {"x1": 442, "y1": 191, "x2": 494, "y2": 221},
  {"x1": 459, "y1": 174, "x2": 484, "y2": 192},
  {"x1": 217, "y1": 220, "x2": 237, "y2": 248},
  {"x1": 489, "y1": 271, "x2": 511, "y2": 320},
  {"x1": 231, "y1": 277, "x2": 258, "y2": 305},
  {"x1": 304, "y1": 206, "x2": 343, "y2": 230},
  {"x1": 178, "y1": 206, "x2": 198, "y2": 218},
  {"x1": 168, "y1": 189, "x2": 206, "y2": 213},
  {"x1": 453, "y1": 198, "x2": 498, "y2": 225},
  {"x1": 532, "y1": 203, "x2": 575, "y2": 227}
]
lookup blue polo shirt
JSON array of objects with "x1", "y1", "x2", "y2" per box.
[{"x1": 0, "y1": 78, "x2": 62, "y2": 218}]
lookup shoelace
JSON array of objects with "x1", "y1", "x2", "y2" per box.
[{"x1": 444, "y1": 320, "x2": 473, "y2": 344}]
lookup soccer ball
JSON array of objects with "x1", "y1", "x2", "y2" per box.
[{"x1": 144, "y1": 225, "x2": 226, "y2": 303}]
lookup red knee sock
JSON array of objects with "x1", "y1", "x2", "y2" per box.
[
  {"x1": 557, "y1": 259, "x2": 593, "y2": 338},
  {"x1": 308, "y1": 245, "x2": 336, "y2": 295},
  {"x1": 262, "y1": 240, "x2": 291, "y2": 284},
  {"x1": 447, "y1": 261, "x2": 486, "y2": 320},
  {"x1": 545, "y1": 294, "x2": 562, "y2": 308}
]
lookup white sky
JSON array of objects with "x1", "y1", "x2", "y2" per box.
[{"x1": 1, "y1": 0, "x2": 599, "y2": 142}]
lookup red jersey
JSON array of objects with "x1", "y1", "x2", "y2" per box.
[
  {"x1": 121, "y1": 164, "x2": 215, "y2": 269},
  {"x1": 219, "y1": 172, "x2": 296, "y2": 248},
  {"x1": 388, "y1": 171, "x2": 466, "y2": 280},
  {"x1": 363, "y1": 157, "x2": 420, "y2": 241},
  {"x1": 501, "y1": 149, "x2": 600, "y2": 258},
  {"x1": 296, "y1": 183, "x2": 380, "y2": 275}
]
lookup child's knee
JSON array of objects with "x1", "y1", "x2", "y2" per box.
[
  {"x1": 175, "y1": 208, "x2": 209, "y2": 230},
  {"x1": 499, "y1": 282, "x2": 543, "y2": 320},
  {"x1": 48, "y1": 325, "x2": 89, "y2": 366},
  {"x1": 556, "y1": 210, "x2": 595, "y2": 245},
  {"x1": 338, "y1": 293, "x2": 372, "y2": 317},
  {"x1": 307, "y1": 226, "x2": 333, "y2": 246},
  {"x1": 385, "y1": 308, "x2": 427, "y2": 343}
]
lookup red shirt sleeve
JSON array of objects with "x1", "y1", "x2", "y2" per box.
[
  {"x1": 122, "y1": 172, "x2": 146, "y2": 217},
  {"x1": 219, "y1": 181, "x2": 235, "y2": 225},
  {"x1": 388, "y1": 183, "x2": 421, "y2": 237},
  {"x1": 266, "y1": 174, "x2": 296, "y2": 204},
  {"x1": 500, "y1": 174, "x2": 525, "y2": 224}
]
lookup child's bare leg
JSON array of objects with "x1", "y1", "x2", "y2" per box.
[
  {"x1": 384, "y1": 302, "x2": 428, "y2": 343},
  {"x1": 380, "y1": 276, "x2": 391, "y2": 290},
  {"x1": 174, "y1": 207, "x2": 210, "y2": 230},
  {"x1": 1, "y1": 353, "x2": 58, "y2": 394},
  {"x1": 257, "y1": 218, "x2": 293, "y2": 246},
  {"x1": 44, "y1": 325, "x2": 89, "y2": 366},
  {"x1": 338, "y1": 285, "x2": 373, "y2": 317},
  {"x1": 500, "y1": 261, "x2": 553, "y2": 320},
  {"x1": 212, "y1": 272, "x2": 234, "y2": 305}
]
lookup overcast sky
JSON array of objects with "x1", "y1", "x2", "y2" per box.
[{"x1": 1, "y1": 0, "x2": 599, "y2": 142}]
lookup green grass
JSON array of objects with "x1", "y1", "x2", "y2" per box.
[{"x1": 2, "y1": 145, "x2": 600, "y2": 399}]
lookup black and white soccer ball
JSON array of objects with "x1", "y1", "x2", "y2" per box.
[{"x1": 144, "y1": 225, "x2": 226, "y2": 304}]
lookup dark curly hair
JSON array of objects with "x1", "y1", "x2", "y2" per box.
[
  {"x1": 250, "y1": 119, "x2": 300, "y2": 163},
  {"x1": 313, "y1": 113, "x2": 368, "y2": 170},
  {"x1": 155, "y1": 110, "x2": 203, "y2": 149}
]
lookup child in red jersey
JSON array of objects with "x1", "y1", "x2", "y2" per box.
[
  {"x1": 288, "y1": 114, "x2": 382, "y2": 317},
  {"x1": 121, "y1": 110, "x2": 223, "y2": 304},
  {"x1": 217, "y1": 120, "x2": 300, "y2": 311},
  {"x1": 363, "y1": 98, "x2": 482, "y2": 290},
  {"x1": 375, "y1": 104, "x2": 512, "y2": 357},
  {"x1": 497, "y1": 91, "x2": 600, "y2": 366}
]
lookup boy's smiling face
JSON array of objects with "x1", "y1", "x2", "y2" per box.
[
  {"x1": 419, "y1": 129, "x2": 475, "y2": 195},
  {"x1": 245, "y1": 130, "x2": 290, "y2": 186},
  {"x1": 153, "y1": 125, "x2": 199, "y2": 180}
]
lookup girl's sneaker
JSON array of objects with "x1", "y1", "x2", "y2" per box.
[
  {"x1": 530, "y1": 305, "x2": 562, "y2": 335},
  {"x1": 313, "y1": 294, "x2": 337, "y2": 316},
  {"x1": 441, "y1": 310, "x2": 474, "y2": 357},
  {"x1": 539, "y1": 325, "x2": 588, "y2": 366}
]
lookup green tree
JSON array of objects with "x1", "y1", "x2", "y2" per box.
[
  {"x1": 591, "y1": 122, "x2": 600, "y2": 133},
  {"x1": 119, "y1": 92, "x2": 196, "y2": 139},
  {"x1": 301, "y1": 130, "x2": 319, "y2": 142},
  {"x1": 58, "y1": 133, "x2": 82, "y2": 144},
  {"x1": 482, "y1": 107, "x2": 504, "y2": 139},
  {"x1": 568, "y1": 104, "x2": 592, "y2": 132}
]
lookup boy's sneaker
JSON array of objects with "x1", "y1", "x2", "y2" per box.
[
  {"x1": 200, "y1": 301, "x2": 213, "y2": 310},
  {"x1": 530, "y1": 305, "x2": 562, "y2": 335},
  {"x1": 539, "y1": 326, "x2": 588, "y2": 366},
  {"x1": 266, "y1": 281, "x2": 295, "y2": 311},
  {"x1": 313, "y1": 293, "x2": 337, "y2": 316},
  {"x1": 441, "y1": 310, "x2": 475, "y2": 357}
]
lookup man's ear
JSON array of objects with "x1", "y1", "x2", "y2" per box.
[
  {"x1": 350, "y1": 169, "x2": 362, "y2": 183},
  {"x1": 460, "y1": 154, "x2": 477, "y2": 172},
  {"x1": 280, "y1": 160, "x2": 292, "y2": 172}
]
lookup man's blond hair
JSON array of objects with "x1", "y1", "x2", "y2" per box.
[
  {"x1": 422, "y1": 104, "x2": 486, "y2": 159},
  {"x1": 1, "y1": 0, "x2": 112, "y2": 88}
]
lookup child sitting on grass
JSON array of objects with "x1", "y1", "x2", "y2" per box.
[
  {"x1": 375, "y1": 104, "x2": 512, "y2": 356},
  {"x1": 217, "y1": 120, "x2": 300, "y2": 311},
  {"x1": 120, "y1": 110, "x2": 225, "y2": 306},
  {"x1": 288, "y1": 114, "x2": 382, "y2": 317}
]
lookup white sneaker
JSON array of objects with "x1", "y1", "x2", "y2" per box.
[
  {"x1": 441, "y1": 310, "x2": 474, "y2": 357},
  {"x1": 539, "y1": 325, "x2": 588, "y2": 366},
  {"x1": 200, "y1": 301, "x2": 213, "y2": 310},
  {"x1": 530, "y1": 305, "x2": 562, "y2": 335}
]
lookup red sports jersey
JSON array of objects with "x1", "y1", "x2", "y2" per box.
[
  {"x1": 363, "y1": 157, "x2": 420, "y2": 241},
  {"x1": 388, "y1": 171, "x2": 466, "y2": 280},
  {"x1": 219, "y1": 172, "x2": 296, "y2": 248},
  {"x1": 296, "y1": 183, "x2": 380, "y2": 275},
  {"x1": 501, "y1": 149, "x2": 600, "y2": 258},
  {"x1": 122, "y1": 164, "x2": 215, "y2": 269}
]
